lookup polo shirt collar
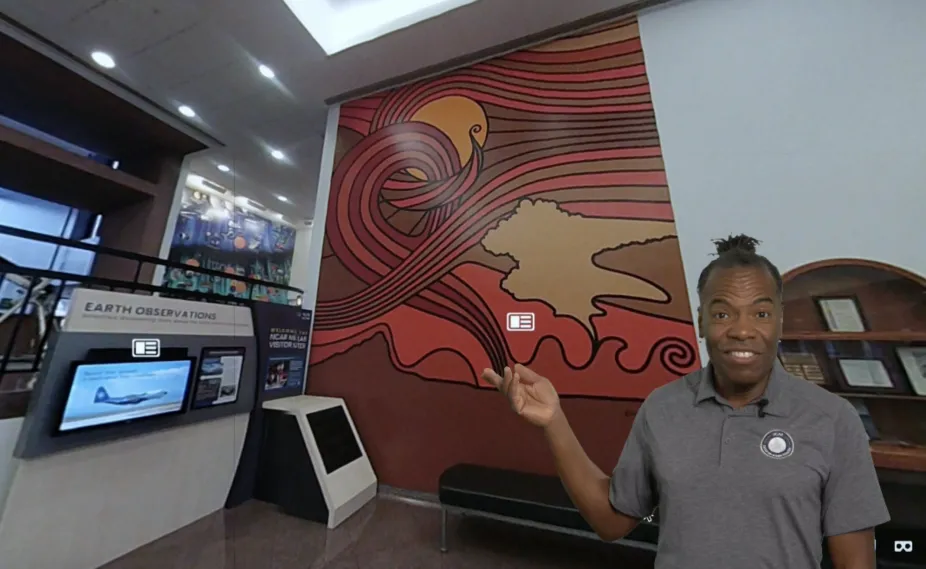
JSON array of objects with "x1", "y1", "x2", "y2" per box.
[{"x1": 693, "y1": 360, "x2": 791, "y2": 416}]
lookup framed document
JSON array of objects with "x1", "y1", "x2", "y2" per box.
[
  {"x1": 895, "y1": 346, "x2": 926, "y2": 396},
  {"x1": 815, "y1": 296, "x2": 867, "y2": 333},
  {"x1": 779, "y1": 351, "x2": 826, "y2": 384},
  {"x1": 837, "y1": 359, "x2": 894, "y2": 389},
  {"x1": 849, "y1": 399, "x2": 881, "y2": 440}
]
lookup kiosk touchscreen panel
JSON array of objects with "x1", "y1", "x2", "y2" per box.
[
  {"x1": 58, "y1": 359, "x2": 195, "y2": 432},
  {"x1": 306, "y1": 406, "x2": 363, "y2": 474},
  {"x1": 191, "y1": 347, "x2": 245, "y2": 409}
]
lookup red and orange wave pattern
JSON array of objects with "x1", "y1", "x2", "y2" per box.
[{"x1": 311, "y1": 17, "x2": 700, "y2": 400}]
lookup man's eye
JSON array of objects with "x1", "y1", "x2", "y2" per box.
[
  {"x1": 712, "y1": 313, "x2": 728, "y2": 320},
  {"x1": 757, "y1": 311, "x2": 770, "y2": 318}
]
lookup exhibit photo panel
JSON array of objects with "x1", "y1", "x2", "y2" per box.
[
  {"x1": 13, "y1": 288, "x2": 258, "y2": 458},
  {"x1": 162, "y1": 177, "x2": 301, "y2": 305}
]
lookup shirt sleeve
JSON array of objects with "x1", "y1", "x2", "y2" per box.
[
  {"x1": 609, "y1": 402, "x2": 656, "y2": 519},
  {"x1": 822, "y1": 399, "x2": 891, "y2": 536}
]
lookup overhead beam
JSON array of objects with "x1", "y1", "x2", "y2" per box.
[{"x1": 326, "y1": 0, "x2": 675, "y2": 105}]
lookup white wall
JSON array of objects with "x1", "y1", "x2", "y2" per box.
[
  {"x1": 0, "y1": 414, "x2": 249, "y2": 569},
  {"x1": 303, "y1": 106, "x2": 341, "y2": 317},
  {"x1": 288, "y1": 225, "x2": 314, "y2": 305},
  {"x1": 0, "y1": 418, "x2": 22, "y2": 519},
  {"x1": 639, "y1": 0, "x2": 926, "y2": 358}
]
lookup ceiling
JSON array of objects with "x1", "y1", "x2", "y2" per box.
[{"x1": 0, "y1": 0, "x2": 646, "y2": 226}]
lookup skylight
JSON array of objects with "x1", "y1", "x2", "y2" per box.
[{"x1": 282, "y1": 0, "x2": 480, "y2": 55}]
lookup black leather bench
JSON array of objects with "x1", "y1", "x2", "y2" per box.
[{"x1": 438, "y1": 463, "x2": 658, "y2": 553}]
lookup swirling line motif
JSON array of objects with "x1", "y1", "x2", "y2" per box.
[
  {"x1": 616, "y1": 337, "x2": 698, "y2": 377},
  {"x1": 311, "y1": 17, "x2": 701, "y2": 399}
]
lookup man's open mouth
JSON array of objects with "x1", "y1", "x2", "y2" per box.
[{"x1": 724, "y1": 350, "x2": 761, "y2": 363}]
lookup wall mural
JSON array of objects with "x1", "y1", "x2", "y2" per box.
[
  {"x1": 311, "y1": 17, "x2": 700, "y2": 399},
  {"x1": 164, "y1": 188, "x2": 296, "y2": 304}
]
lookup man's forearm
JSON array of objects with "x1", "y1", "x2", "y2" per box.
[
  {"x1": 828, "y1": 531, "x2": 876, "y2": 569},
  {"x1": 544, "y1": 411, "x2": 638, "y2": 541}
]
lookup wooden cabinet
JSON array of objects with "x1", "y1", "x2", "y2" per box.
[{"x1": 779, "y1": 259, "x2": 926, "y2": 472}]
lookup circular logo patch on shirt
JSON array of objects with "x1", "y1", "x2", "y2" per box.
[{"x1": 760, "y1": 430, "x2": 794, "y2": 459}]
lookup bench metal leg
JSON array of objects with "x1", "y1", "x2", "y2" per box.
[{"x1": 440, "y1": 507, "x2": 448, "y2": 553}]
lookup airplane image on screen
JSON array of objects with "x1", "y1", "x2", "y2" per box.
[{"x1": 93, "y1": 386, "x2": 168, "y2": 406}]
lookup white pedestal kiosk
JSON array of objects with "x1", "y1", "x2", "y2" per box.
[{"x1": 260, "y1": 395, "x2": 376, "y2": 529}]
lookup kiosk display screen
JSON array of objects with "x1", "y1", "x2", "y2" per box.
[
  {"x1": 58, "y1": 359, "x2": 195, "y2": 432},
  {"x1": 306, "y1": 406, "x2": 363, "y2": 474},
  {"x1": 191, "y1": 347, "x2": 245, "y2": 409}
]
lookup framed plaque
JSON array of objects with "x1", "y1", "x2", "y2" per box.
[
  {"x1": 814, "y1": 296, "x2": 868, "y2": 333},
  {"x1": 849, "y1": 399, "x2": 881, "y2": 440},
  {"x1": 779, "y1": 351, "x2": 827, "y2": 384},
  {"x1": 837, "y1": 359, "x2": 894, "y2": 389},
  {"x1": 895, "y1": 346, "x2": 926, "y2": 396}
]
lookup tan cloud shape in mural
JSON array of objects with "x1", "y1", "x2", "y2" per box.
[{"x1": 481, "y1": 199, "x2": 677, "y2": 334}]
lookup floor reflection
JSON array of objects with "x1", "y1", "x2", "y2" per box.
[{"x1": 101, "y1": 497, "x2": 655, "y2": 569}]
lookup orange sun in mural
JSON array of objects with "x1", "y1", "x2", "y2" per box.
[
  {"x1": 311, "y1": 17, "x2": 700, "y2": 400},
  {"x1": 408, "y1": 95, "x2": 488, "y2": 177}
]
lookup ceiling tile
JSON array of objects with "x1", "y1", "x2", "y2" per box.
[
  {"x1": 67, "y1": 0, "x2": 210, "y2": 56},
  {"x1": 168, "y1": 59, "x2": 269, "y2": 111},
  {"x1": 208, "y1": 88, "x2": 304, "y2": 137},
  {"x1": 208, "y1": 0, "x2": 325, "y2": 68},
  {"x1": 1, "y1": 0, "x2": 103, "y2": 25},
  {"x1": 130, "y1": 23, "x2": 241, "y2": 90}
]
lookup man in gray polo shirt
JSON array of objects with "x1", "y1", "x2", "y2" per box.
[{"x1": 483, "y1": 234, "x2": 890, "y2": 569}]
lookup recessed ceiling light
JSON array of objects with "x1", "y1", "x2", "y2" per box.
[
  {"x1": 217, "y1": 164, "x2": 231, "y2": 173},
  {"x1": 258, "y1": 64, "x2": 275, "y2": 79},
  {"x1": 270, "y1": 149, "x2": 285, "y2": 160},
  {"x1": 178, "y1": 105, "x2": 196, "y2": 118},
  {"x1": 91, "y1": 51, "x2": 116, "y2": 69},
  {"x1": 276, "y1": 195, "x2": 289, "y2": 202}
]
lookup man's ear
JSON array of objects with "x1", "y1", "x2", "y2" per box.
[{"x1": 697, "y1": 306, "x2": 704, "y2": 338}]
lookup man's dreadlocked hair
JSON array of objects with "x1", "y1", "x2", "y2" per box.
[{"x1": 696, "y1": 234, "x2": 782, "y2": 297}]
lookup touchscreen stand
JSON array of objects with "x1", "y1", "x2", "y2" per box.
[{"x1": 256, "y1": 396, "x2": 376, "y2": 529}]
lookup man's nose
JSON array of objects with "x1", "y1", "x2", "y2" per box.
[{"x1": 726, "y1": 318, "x2": 756, "y2": 339}]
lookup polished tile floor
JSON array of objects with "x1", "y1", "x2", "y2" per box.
[{"x1": 102, "y1": 497, "x2": 655, "y2": 569}]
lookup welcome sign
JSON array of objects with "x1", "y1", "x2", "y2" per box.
[
  {"x1": 63, "y1": 289, "x2": 254, "y2": 336},
  {"x1": 252, "y1": 301, "x2": 313, "y2": 399}
]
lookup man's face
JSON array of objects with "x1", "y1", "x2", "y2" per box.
[{"x1": 698, "y1": 266, "x2": 782, "y2": 387}]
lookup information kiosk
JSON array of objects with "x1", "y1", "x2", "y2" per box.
[{"x1": 257, "y1": 396, "x2": 376, "y2": 529}]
